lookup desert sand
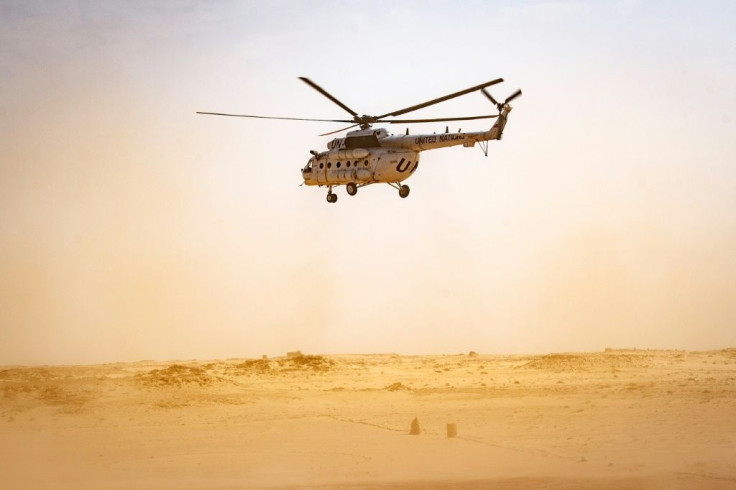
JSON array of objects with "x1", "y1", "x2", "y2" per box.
[{"x1": 1, "y1": 349, "x2": 735, "y2": 489}]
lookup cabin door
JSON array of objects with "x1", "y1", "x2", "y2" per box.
[{"x1": 317, "y1": 161, "x2": 328, "y2": 184}]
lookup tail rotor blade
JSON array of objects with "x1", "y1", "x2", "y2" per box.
[
  {"x1": 481, "y1": 88, "x2": 500, "y2": 107},
  {"x1": 505, "y1": 89, "x2": 522, "y2": 104}
]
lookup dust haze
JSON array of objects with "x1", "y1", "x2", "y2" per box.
[
  {"x1": 2, "y1": 2, "x2": 735, "y2": 364},
  {"x1": 2, "y1": 116, "x2": 734, "y2": 363}
]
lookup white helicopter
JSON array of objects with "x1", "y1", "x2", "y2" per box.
[{"x1": 198, "y1": 77, "x2": 521, "y2": 203}]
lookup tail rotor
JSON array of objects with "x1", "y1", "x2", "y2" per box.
[
  {"x1": 481, "y1": 88, "x2": 522, "y2": 141},
  {"x1": 482, "y1": 88, "x2": 522, "y2": 112}
]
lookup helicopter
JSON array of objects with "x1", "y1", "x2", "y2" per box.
[{"x1": 198, "y1": 77, "x2": 521, "y2": 203}]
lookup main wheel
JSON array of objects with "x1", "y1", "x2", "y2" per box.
[
  {"x1": 399, "y1": 185, "x2": 410, "y2": 198},
  {"x1": 346, "y1": 182, "x2": 358, "y2": 196}
]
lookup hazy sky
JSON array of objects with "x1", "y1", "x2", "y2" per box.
[{"x1": 1, "y1": 1, "x2": 735, "y2": 365}]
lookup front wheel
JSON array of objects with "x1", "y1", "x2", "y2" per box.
[{"x1": 399, "y1": 185, "x2": 410, "y2": 198}]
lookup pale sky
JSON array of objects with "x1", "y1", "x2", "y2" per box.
[{"x1": 1, "y1": 1, "x2": 735, "y2": 365}]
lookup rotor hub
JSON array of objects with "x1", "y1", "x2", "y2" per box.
[{"x1": 356, "y1": 115, "x2": 377, "y2": 129}]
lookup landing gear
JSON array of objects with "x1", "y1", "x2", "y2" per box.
[
  {"x1": 388, "y1": 182, "x2": 411, "y2": 199},
  {"x1": 326, "y1": 186, "x2": 338, "y2": 203},
  {"x1": 346, "y1": 182, "x2": 358, "y2": 196}
]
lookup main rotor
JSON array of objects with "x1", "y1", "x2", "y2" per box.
[{"x1": 198, "y1": 77, "x2": 521, "y2": 136}]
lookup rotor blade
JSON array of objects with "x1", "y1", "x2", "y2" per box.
[
  {"x1": 376, "y1": 78, "x2": 504, "y2": 119},
  {"x1": 196, "y1": 112, "x2": 354, "y2": 123},
  {"x1": 318, "y1": 123, "x2": 360, "y2": 137},
  {"x1": 299, "y1": 77, "x2": 358, "y2": 117},
  {"x1": 505, "y1": 89, "x2": 522, "y2": 104},
  {"x1": 481, "y1": 88, "x2": 500, "y2": 107},
  {"x1": 379, "y1": 114, "x2": 499, "y2": 124}
]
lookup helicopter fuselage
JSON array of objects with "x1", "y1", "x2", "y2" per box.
[{"x1": 302, "y1": 147, "x2": 420, "y2": 187}]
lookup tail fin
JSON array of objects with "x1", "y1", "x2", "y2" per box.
[{"x1": 487, "y1": 104, "x2": 512, "y2": 140}]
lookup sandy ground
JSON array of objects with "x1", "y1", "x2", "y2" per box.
[{"x1": 1, "y1": 349, "x2": 735, "y2": 489}]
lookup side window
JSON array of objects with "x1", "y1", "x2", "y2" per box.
[
  {"x1": 364, "y1": 160, "x2": 369, "y2": 167},
  {"x1": 319, "y1": 162, "x2": 324, "y2": 169},
  {"x1": 336, "y1": 162, "x2": 341, "y2": 168},
  {"x1": 327, "y1": 162, "x2": 332, "y2": 169},
  {"x1": 346, "y1": 161, "x2": 351, "y2": 168}
]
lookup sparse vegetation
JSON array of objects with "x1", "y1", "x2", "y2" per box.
[
  {"x1": 519, "y1": 353, "x2": 651, "y2": 372},
  {"x1": 234, "y1": 354, "x2": 335, "y2": 374},
  {"x1": 279, "y1": 355, "x2": 334, "y2": 372},
  {"x1": 384, "y1": 382, "x2": 411, "y2": 392},
  {"x1": 236, "y1": 359, "x2": 273, "y2": 373},
  {"x1": 137, "y1": 364, "x2": 221, "y2": 387}
]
